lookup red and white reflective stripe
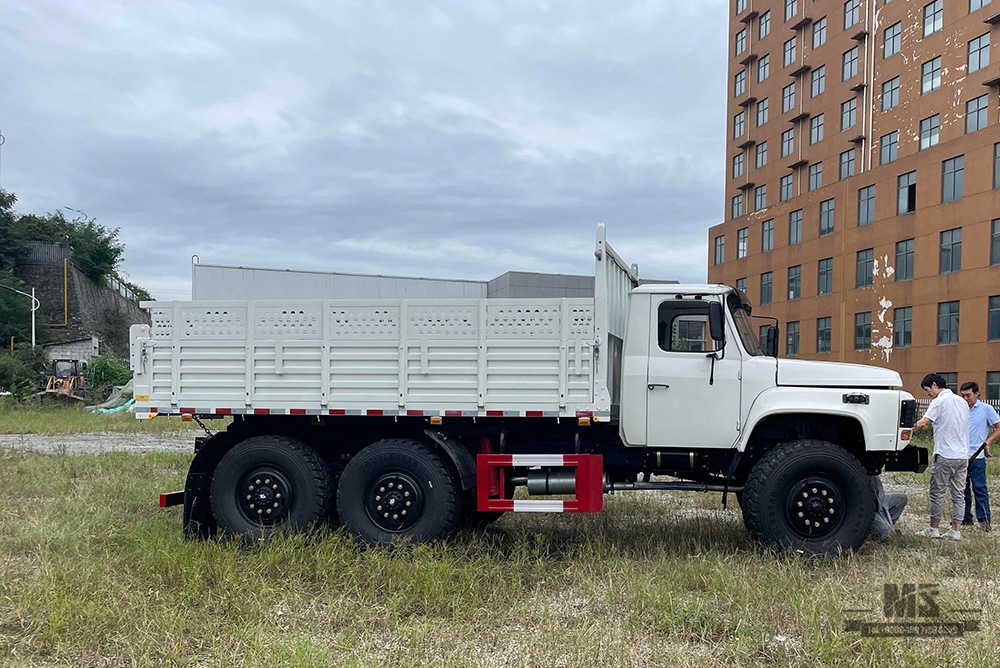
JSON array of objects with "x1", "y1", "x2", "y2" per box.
[
  {"x1": 513, "y1": 499, "x2": 568, "y2": 512},
  {"x1": 136, "y1": 407, "x2": 611, "y2": 419}
]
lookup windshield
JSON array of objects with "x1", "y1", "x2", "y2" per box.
[{"x1": 730, "y1": 300, "x2": 764, "y2": 356}]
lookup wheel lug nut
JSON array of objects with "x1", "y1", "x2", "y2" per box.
[
  {"x1": 248, "y1": 485, "x2": 254, "y2": 491},
  {"x1": 272, "y1": 484, "x2": 278, "y2": 489},
  {"x1": 824, "y1": 517, "x2": 829, "y2": 523},
  {"x1": 393, "y1": 514, "x2": 398, "y2": 520},
  {"x1": 404, "y1": 491, "x2": 410, "y2": 497},
  {"x1": 380, "y1": 487, "x2": 385, "y2": 492},
  {"x1": 821, "y1": 490, "x2": 827, "y2": 496},
  {"x1": 811, "y1": 488, "x2": 818, "y2": 494},
  {"x1": 828, "y1": 498, "x2": 833, "y2": 504},
  {"x1": 383, "y1": 513, "x2": 389, "y2": 518},
  {"x1": 376, "y1": 495, "x2": 381, "y2": 501},
  {"x1": 797, "y1": 501, "x2": 803, "y2": 507},
  {"x1": 246, "y1": 495, "x2": 252, "y2": 500},
  {"x1": 377, "y1": 505, "x2": 382, "y2": 511},
  {"x1": 401, "y1": 510, "x2": 406, "y2": 515},
  {"x1": 256, "y1": 479, "x2": 262, "y2": 484},
  {"x1": 276, "y1": 493, "x2": 282, "y2": 499},
  {"x1": 406, "y1": 501, "x2": 411, "y2": 506},
  {"x1": 264, "y1": 478, "x2": 270, "y2": 484},
  {"x1": 802, "y1": 492, "x2": 808, "y2": 498},
  {"x1": 273, "y1": 502, "x2": 279, "y2": 508},
  {"x1": 829, "y1": 508, "x2": 834, "y2": 514},
  {"x1": 267, "y1": 509, "x2": 272, "y2": 514},
  {"x1": 797, "y1": 512, "x2": 803, "y2": 517},
  {"x1": 250, "y1": 503, "x2": 255, "y2": 509}
]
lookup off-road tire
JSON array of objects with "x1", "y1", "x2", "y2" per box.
[
  {"x1": 210, "y1": 435, "x2": 332, "y2": 539},
  {"x1": 741, "y1": 440, "x2": 875, "y2": 556},
  {"x1": 337, "y1": 438, "x2": 461, "y2": 545}
]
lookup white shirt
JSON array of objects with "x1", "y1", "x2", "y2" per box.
[{"x1": 924, "y1": 388, "x2": 970, "y2": 459}]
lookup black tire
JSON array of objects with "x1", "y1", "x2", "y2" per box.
[
  {"x1": 337, "y1": 438, "x2": 461, "y2": 545},
  {"x1": 741, "y1": 440, "x2": 875, "y2": 557},
  {"x1": 210, "y1": 435, "x2": 333, "y2": 539}
]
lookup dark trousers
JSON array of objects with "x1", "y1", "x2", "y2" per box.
[{"x1": 964, "y1": 458, "x2": 991, "y2": 524}]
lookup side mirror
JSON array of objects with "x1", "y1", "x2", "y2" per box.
[
  {"x1": 708, "y1": 301, "x2": 726, "y2": 344},
  {"x1": 762, "y1": 325, "x2": 779, "y2": 357}
]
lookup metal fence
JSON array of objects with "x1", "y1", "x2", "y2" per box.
[
  {"x1": 916, "y1": 398, "x2": 1000, "y2": 417},
  {"x1": 108, "y1": 273, "x2": 141, "y2": 305},
  {"x1": 22, "y1": 242, "x2": 72, "y2": 266}
]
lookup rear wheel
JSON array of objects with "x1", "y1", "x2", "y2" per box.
[
  {"x1": 210, "y1": 435, "x2": 333, "y2": 539},
  {"x1": 741, "y1": 440, "x2": 874, "y2": 556},
  {"x1": 337, "y1": 439, "x2": 462, "y2": 544}
]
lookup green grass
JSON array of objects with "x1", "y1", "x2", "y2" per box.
[
  {"x1": 0, "y1": 403, "x2": 210, "y2": 435},
  {"x1": 1, "y1": 442, "x2": 997, "y2": 668}
]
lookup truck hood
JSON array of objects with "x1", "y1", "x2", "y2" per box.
[{"x1": 777, "y1": 358, "x2": 902, "y2": 388}]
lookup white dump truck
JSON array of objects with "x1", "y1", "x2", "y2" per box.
[{"x1": 133, "y1": 225, "x2": 925, "y2": 555}]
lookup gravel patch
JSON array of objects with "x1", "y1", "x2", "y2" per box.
[{"x1": 0, "y1": 432, "x2": 195, "y2": 456}]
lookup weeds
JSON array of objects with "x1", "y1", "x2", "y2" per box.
[
  {"x1": 1, "y1": 449, "x2": 997, "y2": 667},
  {"x1": 0, "y1": 404, "x2": 209, "y2": 435}
]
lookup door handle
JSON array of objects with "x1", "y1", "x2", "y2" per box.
[{"x1": 647, "y1": 383, "x2": 670, "y2": 390}]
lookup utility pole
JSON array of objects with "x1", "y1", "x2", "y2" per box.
[{"x1": 0, "y1": 282, "x2": 40, "y2": 348}]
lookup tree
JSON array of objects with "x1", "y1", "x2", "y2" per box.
[
  {"x1": 0, "y1": 189, "x2": 28, "y2": 271},
  {"x1": 0, "y1": 269, "x2": 37, "y2": 346}
]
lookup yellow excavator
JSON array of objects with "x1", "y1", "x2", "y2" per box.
[{"x1": 36, "y1": 359, "x2": 88, "y2": 401}]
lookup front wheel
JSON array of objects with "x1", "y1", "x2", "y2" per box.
[
  {"x1": 741, "y1": 440, "x2": 875, "y2": 556},
  {"x1": 337, "y1": 439, "x2": 462, "y2": 545}
]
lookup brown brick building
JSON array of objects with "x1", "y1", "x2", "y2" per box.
[{"x1": 707, "y1": 0, "x2": 1000, "y2": 398}]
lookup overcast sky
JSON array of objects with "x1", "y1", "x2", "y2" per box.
[{"x1": 2, "y1": 0, "x2": 728, "y2": 299}]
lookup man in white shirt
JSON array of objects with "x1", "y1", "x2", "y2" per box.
[
  {"x1": 960, "y1": 381, "x2": 1000, "y2": 532},
  {"x1": 913, "y1": 374, "x2": 970, "y2": 540}
]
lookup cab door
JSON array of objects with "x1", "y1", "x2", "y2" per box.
[{"x1": 645, "y1": 297, "x2": 742, "y2": 449}]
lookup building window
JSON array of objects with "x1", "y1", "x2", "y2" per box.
[
  {"x1": 940, "y1": 228, "x2": 962, "y2": 274},
  {"x1": 735, "y1": 70, "x2": 747, "y2": 97},
  {"x1": 736, "y1": 28, "x2": 747, "y2": 55},
  {"x1": 844, "y1": 0, "x2": 860, "y2": 29},
  {"x1": 782, "y1": 83, "x2": 796, "y2": 113},
  {"x1": 988, "y1": 372, "x2": 1000, "y2": 401},
  {"x1": 786, "y1": 321, "x2": 800, "y2": 355},
  {"x1": 735, "y1": 277, "x2": 747, "y2": 293},
  {"x1": 937, "y1": 301, "x2": 960, "y2": 345},
  {"x1": 855, "y1": 312, "x2": 872, "y2": 350},
  {"x1": 921, "y1": 57, "x2": 941, "y2": 94},
  {"x1": 762, "y1": 219, "x2": 774, "y2": 252},
  {"x1": 732, "y1": 193, "x2": 744, "y2": 218},
  {"x1": 858, "y1": 185, "x2": 875, "y2": 226},
  {"x1": 819, "y1": 198, "x2": 835, "y2": 235},
  {"x1": 884, "y1": 22, "x2": 901, "y2": 58},
  {"x1": 996, "y1": 143, "x2": 1000, "y2": 189},
  {"x1": 942, "y1": 156, "x2": 964, "y2": 203},
  {"x1": 780, "y1": 174, "x2": 794, "y2": 201},
  {"x1": 972, "y1": 0, "x2": 992, "y2": 13},
  {"x1": 937, "y1": 373, "x2": 959, "y2": 393},
  {"x1": 759, "y1": 10, "x2": 771, "y2": 39},
  {"x1": 992, "y1": 219, "x2": 1000, "y2": 265},
  {"x1": 881, "y1": 131, "x2": 898, "y2": 165},
  {"x1": 755, "y1": 141, "x2": 768, "y2": 168},
  {"x1": 882, "y1": 77, "x2": 899, "y2": 111},
  {"x1": 990, "y1": 295, "x2": 1000, "y2": 341},
  {"x1": 809, "y1": 163, "x2": 823, "y2": 191},
  {"x1": 758, "y1": 55, "x2": 770, "y2": 83},
  {"x1": 813, "y1": 17, "x2": 827, "y2": 48},
  {"x1": 714, "y1": 236, "x2": 725, "y2": 265},
  {"x1": 781, "y1": 128, "x2": 795, "y2": 157},
  {"x1": 841, "y1": 98, "x2": 857, "y2": 130},
  {"x1": 818, "y1": 258, "x2": 833, "y2": 295},
  {"x1": 757, "y1": 97, "x2": 770, "y2": 128},
  {"x1": 737, "y1": 227, "x2": 748, "y2": 258},
  {"x1": 919, "y1": 115, "x2": 939, "y2": 150},
  {"x1": 734, "y1": 111, "x2": 746, "y2": 139},
  {"x1": 924, "y1": 1, "x2": 943, "y2": 37},
  {"x1": 733, "y1": 153, "x2": 744, "y2": 179},
  {"x1": 896, "y1": 239, "x2": 914, "y2": 281},
  {"x1": 840, "y1": 149, "x2": 856, "y2": 179},
  {"x1": 755, "y1": 185, "x2": 767, "y2": 211},
  {"x1": 810, "y1": 114, "x2": 824, "y2": 144},
  {"x1": 785, "y1": 0, "x2": 798, "y2": 22},
  {"x1": 894, "y1": 307, "x2": 912, "y2": 347},
  {"x1": 969, "y1": 33, "x2": 990, "y2": 73},
  {"x1": 760, "y1": 272, "x2": 773, "y2": 305},
  {"x1": 843, "y1": 46, "x2": 859, "y2": 80},
  {"x1": 737, "y1": 0, "x2": 747, "y2": 13},
  {"x1": 788, "y1": 266, "x2": 801, "y2": 300},
  {"x1": 811, "y1": 66, "x2": 826, "y2": 97},
  {"x1": 967, "y1": 95, "x2": 989, "y2": 134},
  {"x1": 784, "y1": 37, "x2": 797, "y2": 67},
  {"x1": 898, "y1": 171, "x2": 917, "y2": 213},
  {"x1": 789, "y1": 210, "x2": 803, "y2": 244},
  {"x1": 817, "y1": 317, "x2": 832, "y2": 353},
  {"x1": 856, "y1": 248, "x2": 874, "y2": 288}
]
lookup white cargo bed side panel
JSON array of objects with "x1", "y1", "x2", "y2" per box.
[
  {"x1": 327, "y1": 303, "x2": 401, "y2": 407},
  {"x1": 404, "y1": 302, "x2": 481, "y2": 407}
]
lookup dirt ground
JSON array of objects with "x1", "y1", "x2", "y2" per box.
[{"x1": 0, "y1": 432, "x2": 195, "y2": 455}]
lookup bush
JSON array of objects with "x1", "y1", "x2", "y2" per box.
[
  {"x1": 0, "y1": 346, "x2": 49, "y2": 401},
  {"x1": 86, "y1": 356, "x2": 132, "y2": 402}
]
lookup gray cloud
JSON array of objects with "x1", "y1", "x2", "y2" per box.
[{"x1": 1, "y1": 0, "x2": 728, "y2": 298}]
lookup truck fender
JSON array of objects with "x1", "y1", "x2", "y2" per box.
[
  {"x1": 182, "y1": 431, "x2": 235, "y2": 539},
  {"x1": 736, "y1": 387, "x2": 874, "y2": 452},
  {"x1": 424, "y1": 429, "x2": 477, "y2": 491}
]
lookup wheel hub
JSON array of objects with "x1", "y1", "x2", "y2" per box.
[
  {"x1": 366, "y1": 472, "x2": 424, "y2": 532},
  {"x1": 240, "y1": 467, "x2": 293, "y2": 525},
  {"x1": 786, "y1": 477, "x2": 844, "y2": 538}
]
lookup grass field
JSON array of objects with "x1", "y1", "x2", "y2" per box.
[
  {"x1": 0, "y1": 403, "x2": 209, "y2": 435},
  {"x1": 1, "y1": 430, "x2": 998, "y2": 668}
]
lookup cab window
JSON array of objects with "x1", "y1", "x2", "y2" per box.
[{"x1": 657, "y1": 301, "x2": 717, "y2": 353}]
